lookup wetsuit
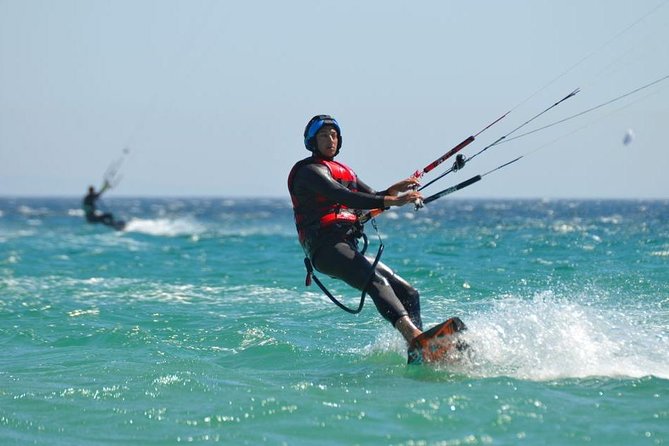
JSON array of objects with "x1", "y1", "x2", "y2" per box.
[
  {"x1": 288, "y1": 155, "x2": 422, "y2": 329},
  {"x1": 82, "y1": 191, "x2": 115, "y2": 226}
]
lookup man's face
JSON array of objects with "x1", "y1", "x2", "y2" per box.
[{"x1": 315, "y1": 125, "x2": 339, "y2": 158}]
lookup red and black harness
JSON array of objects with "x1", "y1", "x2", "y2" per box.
[{"x1": 287, "y1": 157, "x2": 384, "y2": 314}]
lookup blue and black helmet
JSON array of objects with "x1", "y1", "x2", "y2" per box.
[{"x1": 303, "y1": 115, "x2": 342, "y2": 152}]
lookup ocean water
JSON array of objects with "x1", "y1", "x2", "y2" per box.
[{"x1": 1, "y1": 197, "x2": 668, "y2": 445}]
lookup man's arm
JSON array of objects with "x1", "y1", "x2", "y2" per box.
[
  {"x1": 293, "y1": 165, "x2": 385, "y2": 210},
  {"x1": 98, "y1": 180, "x2": 111, "y2": 196}
]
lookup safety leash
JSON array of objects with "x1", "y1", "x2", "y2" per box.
[{"x1": 303, "y1": 218, "x2": 384, "y2": 314}]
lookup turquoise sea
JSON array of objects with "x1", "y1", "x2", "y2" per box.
[{"x1": 1, "y1": 197, "x2": 668, "y2": 445}]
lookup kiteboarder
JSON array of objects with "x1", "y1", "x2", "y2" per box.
[
  {"x1": 82, "y1": 182, "x2": 122, "y2": 229},
  {"x1": 288, "y1": 115, "x2": 426, "y2": 344}
]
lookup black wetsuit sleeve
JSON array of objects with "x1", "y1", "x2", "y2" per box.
[
  {"x1": 356, "y1": 178, "x2": 385, "y2": 197},
  {"x1": 293, "y1": 164, "x2": 385, "y2": 210}
]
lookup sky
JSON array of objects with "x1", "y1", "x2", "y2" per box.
[{"x1": 1, "y1": 0, "x2": 668, "y2": 199}]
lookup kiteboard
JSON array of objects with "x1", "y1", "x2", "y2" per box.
[
  {"x1": 112, "y1": 220, "x2": 126, "y2": 231},
  {"x1": 407, "y1": 317, "x2": 468, "y2": 365}
]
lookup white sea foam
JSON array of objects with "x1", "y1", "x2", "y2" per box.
[
  {"x1": 364, "y1": 289, "x2": 669, "y2": 381},
  {"x1": 17, "y1": 205, "x2": 48, "y2": 216},
  {"x1": 123, "y1": 217, "x2": 206, "y2": 237},
  {"x1": 457, "y1": 291, "x2": 669, "y2": 381},
  {"x1": 68, "y1": 208, "x2": 85, "y2": 217}
]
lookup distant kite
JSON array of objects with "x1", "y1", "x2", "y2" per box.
[{"x1": 623, "y1": 128, "x2": 635, "y2": 146}]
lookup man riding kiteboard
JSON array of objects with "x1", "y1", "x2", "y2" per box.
[{"x1": 287, "y1": 115, "x2": 466, "y2": 363}]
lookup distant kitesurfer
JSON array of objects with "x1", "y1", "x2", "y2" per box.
[
  {"x1": 288, "y1": 115, "x2": 426, "y2": 346},
  {"x1": 82, "y1": 181, "x2": 120, "y2": 228}
]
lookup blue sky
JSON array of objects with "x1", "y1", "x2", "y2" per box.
[{"x1": 1, "y1": 0, "x2": 668, "y2": 198}]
